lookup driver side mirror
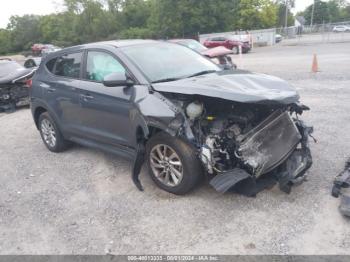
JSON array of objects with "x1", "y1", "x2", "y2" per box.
[{"x1": 103, "y1": 72, "x2": 134, "y2": 87}]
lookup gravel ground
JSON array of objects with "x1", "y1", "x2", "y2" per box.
[{"x1": 0, "y1": 35, "x2": 350, "y2": 255}]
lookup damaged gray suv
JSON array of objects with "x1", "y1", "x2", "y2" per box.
[{"x1": 30, "y1": 40, "x2": 313, "y2": 196}]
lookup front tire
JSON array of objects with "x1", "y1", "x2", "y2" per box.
[
  {"x1": 146, "y1": 132, "x2": 202, "y2": 195},
  {"x1": 39, "y1": 112, "x2": 70, "y2": 152}
]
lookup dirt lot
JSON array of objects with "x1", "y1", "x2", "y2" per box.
[{"x1": 1, "y1": 36, "x2": 350, "y2": 255}]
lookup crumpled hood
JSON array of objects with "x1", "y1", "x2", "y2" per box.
[
  {"x1": 0, "y1": 64, "x2": 35, "y2": 85},
  {"x1": 152, "y1": 70, "x2": 300, "y2": 105}
]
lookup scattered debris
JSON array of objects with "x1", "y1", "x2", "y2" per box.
[
  {"x1": 244, "y1": 243, "x2": 256, "y2": 249},
  {"x1": 332, "y1": 158, "x2": 350, "y2": 217},
  {"x1": 339, "y1": 195, "x2": 350, "y2": 217}
]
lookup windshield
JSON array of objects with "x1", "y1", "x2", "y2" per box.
[
  {"x1": 121, "y1": 43, "x2": 220, "y2": 83},
  {"x1": 180, "y1": 40, "x2": 207, "y2": 52}
]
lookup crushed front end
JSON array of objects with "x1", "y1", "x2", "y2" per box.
[
  {"x1": 165, "y1": 94, "x2": 314, "y2": 196},
  {"x1": 0, "y1": 82, "x2": 31, "y2": 112},
  {"x1": 0, "y1": 61, "x2": 35, "y2": 112}
]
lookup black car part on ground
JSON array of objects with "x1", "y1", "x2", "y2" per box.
[
  {"x1": 0, "y1": 60, "x2": 35, "y2": 112},
  {"x1": 332, "y1": 159, "x2": 350, "y2": 217}
]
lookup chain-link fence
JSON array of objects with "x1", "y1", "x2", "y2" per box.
[
  {"x1": 199, "y1": 28, "x2": 276, "y2": 47},
  {"x1": 277, "y1": 21, "x2": 350, "y2": 39}
]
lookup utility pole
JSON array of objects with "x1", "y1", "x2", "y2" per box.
[
  {"x1": 310, "y1": 0, "x2": 315, "y2": 26},
  {"x1": 285, "y1": 0, "x2": 289, "y2": 29}
]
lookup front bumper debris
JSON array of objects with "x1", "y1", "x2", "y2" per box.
[
  {"x1": 332, "y1": 159, "x2": 350, "y2": 217},
  {"x1": 238, "y1": 110, "x2": 302, "y2": 177},
  {"x1": 210, "y1": 168, "x2": 250, "y2": 193},
  {"x1": 209, "y1": 113, "x2": 313, "y2": 196}
]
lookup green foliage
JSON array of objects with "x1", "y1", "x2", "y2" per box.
[
  {"x1": 236, "y1": 0, "x2": 277, "y2": 30},
  {"x1": 0, "y1": 29, "x2": 11, "y2": 54},
  {"x1": 6, "y1": 15, "x2": 42, "y2": 52},
  {"x1": 119, "y1": 27, "x2": 154, "y2": 39},
  {"x1": 0, "y1": 0, "x2": 349, "y2": 55},
  {"x1": 303, "y1": 0, "x2": 330, "y2": 24},
  {"x1": 301, "y1": 0, "x2": 350, "y2": 25},
  {"x1": 276, "y1": 1, "x2": 295, "y2": 27}
]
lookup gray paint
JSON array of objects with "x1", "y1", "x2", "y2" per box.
[
  {"x1": 152, "y1": 70, "x2": 300, "y2": 105},
  {"x1": 30, "y1": 40, "x2": 310, "y2": 192}
]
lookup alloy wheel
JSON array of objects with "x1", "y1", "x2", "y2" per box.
[
  {"x1": 41, "y1": 119, "x2": 57, "y2": 148},
  {"x1": 150, "y1": 144, "x2": 183, "y2": 187}
]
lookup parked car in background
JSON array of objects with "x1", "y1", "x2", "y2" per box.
[
  {"x1": 41, "y1": 44, "x2": 62, "y2": 56},
  {"x1": 203, "y1": 36, "x2": 251, "y2": 54},
  {"x1": 31, "y1": 44, "x2": 45, "y2": 56},
  {"x1": 30, "y1": 40, "x2": 313, "y2": 196},
  {"x1": 275, "y1": 34, "x2": 283, "y2": 43},
  {"x1": 169, "y1": 39, "x2": 236, "y2": 69},
  {"x1": 31, "y1": 44, "x2": 62, "y2": 57},
  {"x1": 24, "y1": 57, "x2": 42, "y2": 68},
  {"x1": 333, "y1": 25, "x2": 350, "y2": 33},
  {"x1": 0, "y1": 60, "x2": 35, "y2": 112}
]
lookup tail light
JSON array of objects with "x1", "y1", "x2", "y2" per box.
[{"x1": 25, "y1": 79, "x2": 33, "y2": 89}]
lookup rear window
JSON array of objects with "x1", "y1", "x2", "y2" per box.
[
  {"x1": 46, "y1": 58, "x2": 56, "y2": 72},
  {"x1": 46, "y1": 52, "x2": 82, "y2": 79}
]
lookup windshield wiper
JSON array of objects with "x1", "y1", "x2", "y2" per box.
[
  {"x1": 186, "y1": 70, "x2": 218, "y2": 78},
  {"x1": 152, "y1": 70, "x2": 218, "y2": 83},
  {"x1": 152, "y1": 77, "x2": 182, "y2": 84}
]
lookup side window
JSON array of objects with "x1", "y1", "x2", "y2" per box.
[
  {"x1": 50, "y1": 52, "x2": 82, "y2": 78},
  {"x1": 46, "y1": 58, "x2": 57, "y2": 73},
  {"x1": 85, "y1": 51, "x2": 126, "y2": 82}
]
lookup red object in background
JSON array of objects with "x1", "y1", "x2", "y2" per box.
[
  {"x1": 31, "y1": 44, "x2": 45, "y2": 56},
  {"x1": 203, "y1": 36, "x2": 251, "y2": 54},
  {"x1": 25, "y1": 79, "x2": 33, "y2": 88},
  {"x1": 201, "y1": 46, "x2": 233, "y2": 57}
]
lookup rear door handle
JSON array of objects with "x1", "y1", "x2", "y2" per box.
[{"x1": 47, "y1": 87, "x2": 56, "y2": 93}]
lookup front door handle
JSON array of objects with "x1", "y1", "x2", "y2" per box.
[{"x1": 81, "y1": 94, "x2": 94, "y2": 101}]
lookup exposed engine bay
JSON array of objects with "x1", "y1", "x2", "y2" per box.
[
  {"x1": 0, "y1": 60, "x2": 35, "y2": 112},
  {"x1": 0, "y1": 82, "x2": 31, "y2": 112},
  {"x1": 164, "y1": 93, "x2": 314, "y2": 196}
]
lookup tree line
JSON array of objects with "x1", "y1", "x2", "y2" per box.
[{"x1": 0, "y1": 0, "x2": 349, "y2": 55}]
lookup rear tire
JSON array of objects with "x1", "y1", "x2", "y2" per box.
[
  {"x1": 38, "y1": 112, "x2": 70, "y2": 153},
  {"x1": 146, "y1": 132, "x2": 203, "y2": 195},
  {"x1": 234, "y1": 46, "x2": 240, "y2": 54}
]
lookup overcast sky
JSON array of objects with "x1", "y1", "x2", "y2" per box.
[{"x1": 0, "y1": 0, "x2": 334, "y2": 29}]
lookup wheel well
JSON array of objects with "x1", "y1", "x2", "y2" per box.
[
  {"x1": 136, "y1": 126, "x2": 163, "y2": 145},
  {"x1": 34, "y1": 106, "x2": 47, "y2": 128},
  {"x1": 147, "y1": 126, "x2": 163, "y2": 139}
]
